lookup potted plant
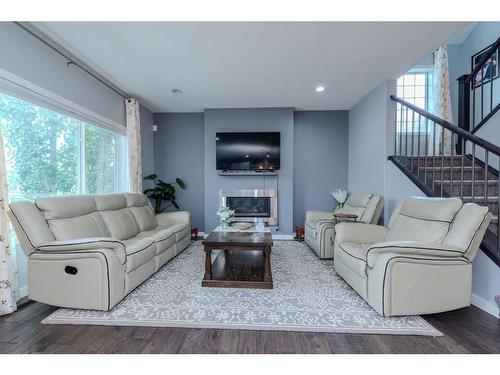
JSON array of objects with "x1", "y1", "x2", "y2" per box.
[
  {"x1": 143, "y1": 174, "x2": 186, "y2": 214},
  {"x1": 217, "y1": 206, "x2": 235, "y2": 228}
]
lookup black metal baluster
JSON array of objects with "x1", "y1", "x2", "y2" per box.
[
  {"x1": 450, "y1": 133, "x2": 454, "y2": 196},
  {"x1": 433, "y1": 121, "x2": 436, "y2": 192},
  {"x1": 472, "y1": 76, "x2": 476, "y2": 128},
  {"x1": 481, "y1": 71, "x2": 484, "y2": 121},
  {"x1": 424, "y1": 117, "x2": 428, "y2": 186},
  {"x1": 472, "y1": 144, "x2": 476, "y2": 203},
  {"x1": 400, "y1": 104, "x2": 403, "y2": 157},
  {"x1": 484, "y1": 151, "x2": 489, "y2": 205},
  {"x1": 460, "y1": 147, "x2": 464, "y2": 199},
  {"x1": 411, "y1": 110, "x2": 415, "y2": 171},
  {"x1": 405, "y1": 107, "x2": 409, "y2": 162},
  {"x1": 417, "y1": 113, "x2": 421, "y2": 178},
  {"x1": 441, "y1": 126, "x2": 445, "y2": 197}
]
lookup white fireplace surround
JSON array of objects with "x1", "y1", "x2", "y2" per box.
[{"x1": 219, "y1": 189, "x2": 278, "y2": 225}]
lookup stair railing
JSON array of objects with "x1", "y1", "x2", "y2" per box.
[
  {"x1": 390, "y1": 95, "x2": 500, "y2": 261},
  {"x1": 458, "y1": 36, "x2": 500, "y2": 135}
]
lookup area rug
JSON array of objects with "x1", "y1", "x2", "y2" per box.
[{"x1": 42, "y1": 241, "x2": 441, "y2": 336}]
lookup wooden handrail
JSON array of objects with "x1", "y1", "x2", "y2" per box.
[
  {"x1": 465, "y1": 36, "x2": 500, "y2": 83},
  {"x1": 390, "y1": 95, "x2": 500, "y2": 156}
]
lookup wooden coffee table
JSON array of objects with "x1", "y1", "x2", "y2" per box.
[{"x1": 202, "y1": 230, "x2": 273, "y2": 289}]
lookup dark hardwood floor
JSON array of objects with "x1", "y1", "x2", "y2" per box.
[{"x1": 1, "y1": 302, "x2": 498, "y2": 354}]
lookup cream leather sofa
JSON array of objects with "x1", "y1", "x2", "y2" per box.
[
  {"x1": 7, "y1": 193, "x2": 191, "y2": 311},
  {"x1": 305, "y1": 193, "x2": 383, "y2": 258},
  {"x1": 334, "y1": 197, "x2": 491, "y2": 317}
]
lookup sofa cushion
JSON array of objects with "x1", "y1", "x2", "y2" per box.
[
  {"x1": 129, "y1": 206, "x2": 158, "y2": 231},
  {"x1": 335, "y1": 242, "x2": 370, "y2": 277},
  {"x1": 36, "y1": 195, "x2": 96, "y2": 220},
  {"x1": 172, "y1": 223, "x2": 190, "y2": 241},
  {"x1": 47, "y1": 212, "x2": 110, "y2": 241},
  {"x1": 136, "y1": 226, "x2": 178, "y2": 255},
  {"x1": 122, "y1": 237, "x2": 156, "y2": 272},
  {"x1": 444, "y1": 203, "x2": 490, "y2": 253},
  {"x1": 99, "y1": 208, "x2": 140, "y2": 240},
  {"x1": 125, "y1": 193, "x2": 150, "y2": 207},
  {"x1": 345, "y1": 193, "x2": 372, "y2": 208},
  {"x1": 94, "y1": 193, "x2": 127, "y2": 211},
  {"x1": 386, "y1": 197, "x2": 463, "y2": 243}
]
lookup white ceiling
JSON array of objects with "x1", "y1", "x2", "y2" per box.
[{"x1": 36, "y1": 22, "x2": 470, "y2": 113}]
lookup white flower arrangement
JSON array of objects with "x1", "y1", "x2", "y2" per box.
[
  {"x1": 330, "y1": 189, "x2": 348, "y2": 207},
  {"x1": 217, "y1": 206, "x2": 235, "y2": 225}
]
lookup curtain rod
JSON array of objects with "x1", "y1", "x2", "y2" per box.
[{"x1": 14, "y1": 22, "x2": 130, "y2": 99}]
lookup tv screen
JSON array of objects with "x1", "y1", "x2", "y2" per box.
[{"x1": 216, "y1": 132, "x2": 280, "y2": 171}]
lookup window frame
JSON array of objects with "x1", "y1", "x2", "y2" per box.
[{"x1": 396, "y1": 67, "x2": 433, "y2": 135}]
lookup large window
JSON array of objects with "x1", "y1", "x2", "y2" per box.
[
  {"x1": 0, "y1": 90, "x2": 127, "y2": 297},
  {"x1": 0, "y1": 91, "x2": 127, "y2": 202},
  {"x1": 396, "y1": 70, "x2": 433, "y2": 133}
]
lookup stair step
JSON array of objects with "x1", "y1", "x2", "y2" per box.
[
  {"x1": 436, "y1": 180, "x2": 499, "y2": 196},
  {"x1": 418, "y1": 166, "x2": 496, "y2": 180},
  {"x1": 410, "y1": 156, "x2": 473, "y2": 168}
]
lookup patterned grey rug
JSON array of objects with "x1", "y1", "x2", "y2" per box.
[{"x1": 42, "y1": 241, "x2": 441, "y2": 336}]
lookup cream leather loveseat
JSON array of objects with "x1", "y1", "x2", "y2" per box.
[
  {"x1": 334, "y1": 197, "x2": 491, "y2": 317},
  {"x1": 305, "y1": 193, "x2": 383, "y2": 258},
  {"x1": 8, "y1": 193, "x2": 191, "y2": 311}
]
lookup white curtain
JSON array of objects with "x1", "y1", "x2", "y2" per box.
[
  {"x1": 433, "y1": 46, "x2": 454, "y2": 155},
  {"x1": 0, "y1": 129, "x2": 18, "y2": 316},
  {"x1": 125, "y1": 98, "x2": 142, "y2": 193}
]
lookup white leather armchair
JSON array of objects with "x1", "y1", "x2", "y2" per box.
[
  {"x1": 305, "y1": 193, "x2": 384, "y2": 258},
  {"x1": 334, "y1": 197, "x2": 491, "y2": 317},
  {"x1": 8, "y1": 193, "x2": 191, "y2": 311}
]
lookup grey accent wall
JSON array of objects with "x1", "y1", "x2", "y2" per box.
[
  {"x1": 293, "y1": 111, "x2": 348, "y2": 226},
  {"x1": 204, "y1": 108, "x2": 294, "y2": 234},
  {"x1": 0, "y1": 22, "x2": 125, "y2": 125},
  {"x1": 154, "y1": 113, "x2": 205, "y2": 230}
]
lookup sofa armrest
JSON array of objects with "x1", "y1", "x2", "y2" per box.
[
  {"x1": 305, "y1": 210, "x2": 333, "y2": 224},
  {"x1": 365, "y1": 241, "x2": 466, "y2": 268},
  {"x1": 156, "y1": 211, "x2": 191, "y2": 227},
  {"x1": 36, "y1": 237, "x2": 126, "y2": 265},
  {"x1": 335, "y1": 222, "x2": 388, "y2": 245}
]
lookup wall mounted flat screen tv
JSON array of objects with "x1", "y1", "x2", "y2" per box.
[{"x1": 216, "y1": 132, "x2": 280, "y2": 171}]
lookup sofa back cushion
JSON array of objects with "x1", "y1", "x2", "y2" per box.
[
  {"x1": 387, "y1": 197, "x2": 462, "y2": 243},
  {"x1": 126, "y1": 193, "x2": 158, "y2": 231},
  {"x1": 32, "y1": 193, "x2": 155, "y2": 242},
  {"x1": 99, "y1": 208, "x2": 140, "y2": 240},
  {"x1": 36, "y1": 195, "x2": 97, "y2": 220},
  {"x1": 48, "y1": 212, "x2": 111, "y2": 240},
  {"x1": 444, "y1": 203, "x2": 490, "y2": 259}
]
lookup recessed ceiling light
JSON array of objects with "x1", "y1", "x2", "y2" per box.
[
  {"x1": 315, "y1": 86, "x2": 325, "y2": 93},
  {"x1": 172, "y1": 89, "x2": 182, "y2": 94}
]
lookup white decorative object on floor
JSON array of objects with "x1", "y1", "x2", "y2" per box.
[{"x1": 42, "y1": 241, "x2": 441, "y2": 336}]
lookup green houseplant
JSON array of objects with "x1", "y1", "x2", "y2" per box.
[{"x1": 143, "y1": 174, "x2": 186, "y2": 214}]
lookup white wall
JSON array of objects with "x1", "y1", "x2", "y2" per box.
[
  {"x1": 348, "y1": 79, "x2": 500, "y2": 317},
  {"x1": 0, "y1": 23, "x2": 125, "y2": 125}
]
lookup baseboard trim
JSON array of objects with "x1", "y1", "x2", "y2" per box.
[{"x1": 471, "y1": 293, "x2": 499, "y2": 319}]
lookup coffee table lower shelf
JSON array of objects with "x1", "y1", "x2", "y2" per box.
[{"x1": 202, "y1": 250, "x2": 273, "y2": 289}]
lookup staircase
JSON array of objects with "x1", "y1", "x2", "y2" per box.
[
  {"x1": 389, "y1": 38, "x2": 500, "y2": 266},
  {"x1": 389, "y1": 93, "x2": 500, "y2": 265}
]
